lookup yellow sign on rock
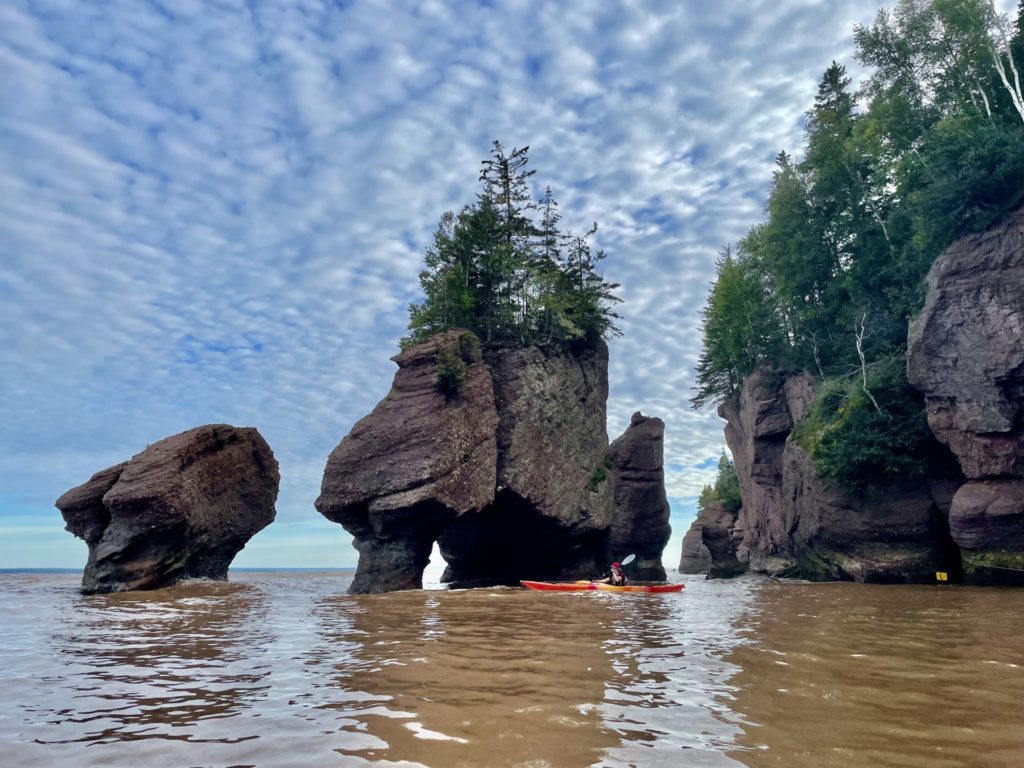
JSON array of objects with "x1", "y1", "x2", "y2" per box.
[{"x1": 935, "y1": 571, "x2": 948, "y2": 582}]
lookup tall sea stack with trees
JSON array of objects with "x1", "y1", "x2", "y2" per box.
[
  {"x1": 684, "y1": 0, "x2": 1024, "y2": 585},
  {"x1": 317, "y1": 143, "x2": 672, "y2": 593}
]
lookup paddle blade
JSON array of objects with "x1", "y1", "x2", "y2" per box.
[{"x1": 621, "y1": 554, "x2": 636, "y2": 566}]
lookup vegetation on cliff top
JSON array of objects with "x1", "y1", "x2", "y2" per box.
[
  {"x1": 694, "y1": 0, "x2": 1024, "y2": 485},
  {"x1": 697, "y1": 454, "x2": 742, "y2": 515},
  {"x1": 403, "y1": 142, "x2": 622, "y2": 349}
]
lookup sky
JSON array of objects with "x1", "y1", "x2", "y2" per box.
[{"x1": 1, "y1": 0, "x2": 944, "y2": 570}]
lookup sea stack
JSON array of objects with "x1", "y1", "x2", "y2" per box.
[
  {"x1": 56, "y1": 424, "x2": 279, "y2": 593},
  {"x1": 316, "y1": 329, "x2": 672, "y2": 593}
]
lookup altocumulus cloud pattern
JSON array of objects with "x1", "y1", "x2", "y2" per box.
[{"x1": 1, "y1": 0, "x2": 904, "y2": 567}]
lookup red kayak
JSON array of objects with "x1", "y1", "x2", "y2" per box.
[{"x1": 520, "y1": 580, "x2": 684, "y2": 593}]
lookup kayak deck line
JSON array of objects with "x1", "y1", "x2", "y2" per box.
[{"x1": 520, "y1": 580, "x2": 684, "y2": 593}]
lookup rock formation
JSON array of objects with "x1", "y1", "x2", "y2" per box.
[
  {"x1": 56, "y1": 424, "x2": 279, "y2": 594},
  {"x1": 700, "y1": 501, "x2": 746, "y2": 579},
  {"x1": 608, "y1": 412, "x2": 671, "y2": 581},
  {"x1": 908, "y1": 205, "x2": 1024, "y2": 583},
  {"x1": 316, "y1": 331, "x2": 498, "y2": 593},
  {"x1": 678, "y1": 517, "x2": 711, "y2": 574},
  {"x1": 714, "y1": 369, "x2": 963, "y2": 582},
  {"x1": 438, "y1": 340, "x2": 614, "y2": 587},
  {"x1": 317, "y1": 330, "x2": 672, "y2": 593}
]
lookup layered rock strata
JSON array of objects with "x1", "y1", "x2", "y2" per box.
[
  {"x1": 56, "y1": 424, "x2": 279, "y2": 593},
  {"x1": 908, "y1": 205, "x2": 1024, "y2": 582},
  {"x1": 316, "y1": 331, "x2": 498, "y2": 593},
  {"x1": 318, "y1": 331, "x2": 672, "y2": 593},
  {"x1": 608, "y1": 412, "x2": 671, "y2": 581},
  {"x1": 716, "y1": 369, "x2": 963, "y2": 582}
]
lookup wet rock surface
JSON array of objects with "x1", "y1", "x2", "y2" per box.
[{"x1": 57, "y1": 424, "x2": 279, "y2": 593}]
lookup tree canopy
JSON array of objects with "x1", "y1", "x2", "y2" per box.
[
  {"x1": 404, "y1": 141, "x2": 621, "y2": 348},
  {"x1": 697, "y1": 453, "x2": 742, "y2": 515},
  {"x1": 693, "y1": 0, "x2": 1024, "y2": 484}
]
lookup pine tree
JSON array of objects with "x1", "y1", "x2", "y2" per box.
[{"x1": 403, "y1": 141, "x2": 623, "y2": 349}]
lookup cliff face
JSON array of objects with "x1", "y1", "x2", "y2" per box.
[
  {"x1": 438, "y1": 340, "x2": 615, "y2": 586},
  {"x1": 715, "y1": 370, "x2": 962, "y2": 582},
  {"x1": 315, "y1": 331, "x2": 498, "y2": 593},
  {"x1": 318, "y1": 331, "x2": 671, "y2": 593},
  {"x1": 717, "y1": 369, "x2": 813, "y2": 574},
  {"x1": 57, "y1": 424, "x2": 279, "y2": 593},
  {"x1": 908, "y1": 205, "x2": 1024, "y2": 581}
]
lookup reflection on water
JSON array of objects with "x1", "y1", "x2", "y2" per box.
[
  {"x1": 312, "y1": 589, "x2": 619, "y2": 767},
  {"x1": 2, "y1": 573, "x2": 1022, "y2": 767}
]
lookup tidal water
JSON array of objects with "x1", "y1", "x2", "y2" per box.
[{"x1": 2, "y1": 571, "x2": 1022, "y2": 768}]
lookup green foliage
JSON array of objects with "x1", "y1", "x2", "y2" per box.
[
  {"x1": 696, "y1": 453, "x2": 742, "y2": 514},
  {"x1": 586, "y1": 465, "x2": 607, "y2": 493},
  {"x1": 587, "y1": 453, "x2": 615, "y2": 492},
  {"x1": 714, "y1": 453, "x2": 743, "y2": 513},
  {"x1": 900, "y1": 113, "x2": 1024, "y2": 255},
  {"x1": 692, "y1": 246, "x2": 783, "y2": 407},
  {"x1": 694, "y1": 1, "x2": 1024, "y2": 492},
  {"x1": 791, "y1": 356, "x2": 937, "y2": 485},
  {"x1": 404, "y1": 141, "x2": 621, "y2": 349},
  {"x1": 434, "y1": 344, "x2": 468, "y2": 398}
]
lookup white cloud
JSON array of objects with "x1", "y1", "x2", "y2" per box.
[{"x1": 1, "y1": 0, "x2": 899, "y2": 566}]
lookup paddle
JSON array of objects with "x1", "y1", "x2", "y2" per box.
[{"x1": 597, "y1": 553, "x2": 636, "y2": 580}]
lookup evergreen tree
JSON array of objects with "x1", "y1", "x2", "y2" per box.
[
  {"x1": 692, "y1": 0, "x2": 1024, "y2": 487},
  {"x1": 692, "y1": 246, "x2": 781, "y2": 407},
  {"x1": 404, "y1": 142, "x2": 622, "y2": 348}
]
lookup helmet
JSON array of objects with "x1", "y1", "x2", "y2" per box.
[{"x1": 611, "y1": 562, "x2": 621, "y2": 569}]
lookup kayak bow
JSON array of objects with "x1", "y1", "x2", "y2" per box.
[{"x1": 520, "y1": 580, "x2": 684, "y2": 593}]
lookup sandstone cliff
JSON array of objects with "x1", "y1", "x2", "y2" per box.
[
  {"x1": 317, "y1": 330, "x2": 671, "y2": 593},
  {"x1": 908, "y1": 205, "x2": 1024, "y2": 583},
  {"x1": 714, "y1": 370, "x2": 963, "y2": 582},
  {"x1": 56, "y1": 424, "x2": 279, "y2": 593}
]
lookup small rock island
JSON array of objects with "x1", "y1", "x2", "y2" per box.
[{"x1": 57, "y1": 424, "x2": 279, "y2": 593}]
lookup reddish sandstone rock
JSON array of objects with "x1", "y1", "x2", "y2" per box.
[
  {"x1": 609, "y1": 412, "x2": 671, "y2": 581},
  {"x1": 908, "y1": 206, "x2": 1024, "y2": 579},
  {"x1": 438, "y1": 341, "x2": 614, "y2": 586},
  {"x1": 717, "y1": 369, "x2": 962, "y2": 582},
  {"x1": 315, "y1": 330, "x2": 498, "y2": 593},
  {"x1": 700, "y1": 501, "x2": 745, "y2": 579},
  {"x1": 318, "y1": 332, "x2": 670, "y2": 593},
  {"x1": 56, "y1": 424, "x2": 279, "y2": 594},
  {"x1": 908, "y1": 206, "x2": 1024, "y2": 480},
  {"x1": 678, "y1": 517, "x2": 712, "y2": 574},
  {"x1": 718, "y1": 369, "x2": 811, "y2": 574}
]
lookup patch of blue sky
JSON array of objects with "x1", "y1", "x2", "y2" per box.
[{"x1": 0, "y1": 0, "x2": 908, "y2": 567}]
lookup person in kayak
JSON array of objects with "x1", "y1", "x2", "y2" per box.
[{"x1": 596, "y1": 561, "x2": 626, "y2": 586}]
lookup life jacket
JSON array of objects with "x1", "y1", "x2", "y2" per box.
[{"x1": 610, "y1": 568, "x2": 626, "y2": 586}]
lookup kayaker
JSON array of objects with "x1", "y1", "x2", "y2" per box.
[{"x1": 596, "y1": 561, "x2": 626, "y2": 586}]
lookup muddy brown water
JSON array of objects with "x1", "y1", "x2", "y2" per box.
[{"x1": 2, "y1": 572, "x2": 1022, "y2": 767}]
